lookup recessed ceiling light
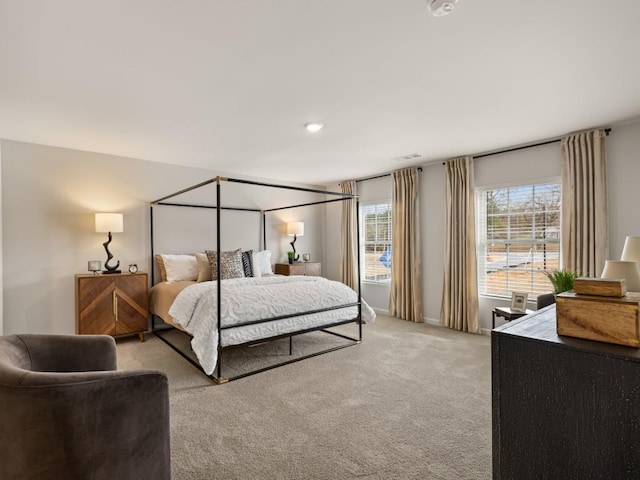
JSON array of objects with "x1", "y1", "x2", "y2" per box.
[{"x1": 304, "y1": 123, "x2": 324, "y2": 133}]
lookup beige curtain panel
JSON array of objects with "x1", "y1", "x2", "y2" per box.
[
  {"x1": 340, "y1": 180, "x2": 358, "y2": 290},
  {"x1": 561, "y1": 129, "x2": 608, "y2": 277},
  {"x1": 389, "y1": 168, "x2": 423, "y2": 322},
  {"x1": 441, "y1": 157, "x2": 480, "y2": 333}
]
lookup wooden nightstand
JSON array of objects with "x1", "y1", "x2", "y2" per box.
[
  {"x1": 274, "y1": 262, "x2": 321, "y2": 276},
  {"x1": 75, "y1": 273, "x2": 148, "y2": 341}
]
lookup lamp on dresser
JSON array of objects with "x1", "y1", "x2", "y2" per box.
[
  {"x1": 621, "y1": 236, "x2": 640, "y2": 268},
  {"x1": 95, "y1": 213, "x2": 123, "y2": 274},
  {"x1": 597, "y1": 236, "x2": 640, "y2": 293},
  {"x1": 600, "y1": 260, "x2": 640, "y2": 292},
  {"x1": 286, "y1": 221, "x2": 304, "y2": 262}
]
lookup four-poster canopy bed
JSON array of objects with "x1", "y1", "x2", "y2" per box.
[{"x1": 149, "y1": 176, "x2": 374, "y2": 384}]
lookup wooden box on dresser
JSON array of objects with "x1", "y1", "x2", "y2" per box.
[
  {"x1": 492, "y1": 305, "x2": 640, "y2": 479},
  {"x1": 76, "y1": 273, "x2": 148, "y2": 341},
  {"x1": 274, "y1": 262, "x2": 321, "y2": 276}
]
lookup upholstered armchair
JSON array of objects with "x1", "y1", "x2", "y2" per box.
[
  {"x1": 0, "y1": 334, "x2": 170, "y2": 480},
  {"x1": 536, "y1": 292, "x2": 556, "y2": 310}
]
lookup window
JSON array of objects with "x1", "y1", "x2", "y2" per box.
[
  {"x1": 477, "y1": 182, "x2": 561, "y2": 299},
  {"x1": 361, "y1": 202, "x2": 392, "y2": 283}
]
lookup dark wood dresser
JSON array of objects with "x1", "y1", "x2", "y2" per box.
[{"x1": 492, "y1": 305, "x2": 640, "y2": 479}]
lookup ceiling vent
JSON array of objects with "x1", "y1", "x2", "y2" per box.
[{"x1": 392, "y1": 153, "x2": 422, "y2": 162}]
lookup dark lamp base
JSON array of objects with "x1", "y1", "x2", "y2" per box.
[{"x1": 102, "y1": 270, "x2": 121, "y2": 274}]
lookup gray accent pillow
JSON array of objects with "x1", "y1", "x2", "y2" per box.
[{"x1": 205, "y1": 249, "x2": 245, "y2": 280}]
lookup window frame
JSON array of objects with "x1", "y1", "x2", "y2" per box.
[
  {"x1": 476, "y1": 177, "x2": 561, "y2": 300},
  {"x1": 359, "y1": 200, "x2": 393, "y2": 284}
]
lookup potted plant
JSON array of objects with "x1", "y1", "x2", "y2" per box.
[
  {"x1": 287, "y1": 251, "x2": 296, "y2": 264},
  {"x1": 544, "y1": 269, "x2": 578, "y2": 294}
]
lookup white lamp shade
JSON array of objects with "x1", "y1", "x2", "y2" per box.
[
  {"x1": 601, "y1": 260, "x2": 640, "y2": 292},
  {"x1": 286, "y1": 222, "x2": 304, "y2": 236},
  {"x1": 95, "y1": 213, "x2": 123, "y2": 233},
  {"x1": 621, "y1": 236, "x2": 640, "y2": 265}
]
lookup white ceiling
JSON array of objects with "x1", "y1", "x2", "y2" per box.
[{"x1": 1, "y1": 0, "x2": 640, "y2": 185}]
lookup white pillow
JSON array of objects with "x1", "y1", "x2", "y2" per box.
[
  {"x1": 161, "y1": 254, "x2": 198, "y2": 283},
  {"x1": 252, "y1": 250, "x2": 273, "y2": 277},
  {"x1": 252, "y1": 252, "x2": 262, "y2": 278}
]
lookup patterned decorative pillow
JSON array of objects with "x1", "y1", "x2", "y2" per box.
[
  {"x1": 242, "y1": 250, "x2": 254, "y2": 277},
  {"x1": 205, "y1": 249, "x2": 245, "y2": 280}
]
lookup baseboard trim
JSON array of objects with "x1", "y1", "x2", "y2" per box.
[
  {"x1": 423, "y1": 316, "x2": 441, "y2": 326},
  {"x1": 378, "y1": 312, "x2": 486, "y2": 332},
  {"x1": 377, "y1": 312, "x2": 444, "y2": 327},
  {"x1": 424, "y1": 316, "x2": 491, "y2": 335},
  {"x1": 375, "y1": 310, "x2": 443, "y2": 327}
]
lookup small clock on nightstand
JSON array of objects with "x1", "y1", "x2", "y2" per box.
[{"x1": 128, "y1": 264, "x2": 138, "y2": 274}]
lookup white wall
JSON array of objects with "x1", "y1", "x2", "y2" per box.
[
  {"x1": 323, "y1": 195, "x2": 341, "y2": 282},
  {"x1": 324, "y1": 119, "x2": 640, "y2": 332},
  {"x1": 1, "y1": 140, "x2": 326, "y2": 334},
  {"x1": 605, "y1": 122, "x2": 640, "y2": 258},
  {"x1": 421, "y1": 162, "x2": 445, "y2": 323}
]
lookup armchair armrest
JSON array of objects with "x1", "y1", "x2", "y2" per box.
[
  {"x1": 17, "y1": 334, "x2": 117, "y2": 372},
  {"x1": 1, "y1": 370, "x2": 170, "y2": 480}
]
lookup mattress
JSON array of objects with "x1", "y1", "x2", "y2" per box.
[{"x1": 148, "y1": 280, "x2": 195, "y2": 330}]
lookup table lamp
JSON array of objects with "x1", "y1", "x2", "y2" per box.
[
  {"x1": 601, "y1": 260, "x2": 640, "y2": 292},
  {"x1": 95, "y1": 213, "x2": 123, "y2": 274},
  {"x1": 286, "y1": 222, "x2": 304, "y2": 262},
  {"x1": 621, "y1": 236, "x2": 640, "y2": 267}
]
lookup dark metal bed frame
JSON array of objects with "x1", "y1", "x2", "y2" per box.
[{"x1": 149, "y1": 176, "x2": 362, "y2": 384}]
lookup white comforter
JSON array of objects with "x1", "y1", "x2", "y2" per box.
[{"x1": 168, "y1": 276, "x2": 376, "y2": 375}]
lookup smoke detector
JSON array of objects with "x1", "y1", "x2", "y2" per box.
[{"x1": 427, "y1": 0, "x2": 458, "y2": 17}]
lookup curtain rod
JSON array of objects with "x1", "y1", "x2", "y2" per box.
[
  {"x1": 347, "y1": 127, "x2": 611, "y2": 182},
  {"x1": 443, "y1": 128, "x2": 611, "y2": 164},
  {"x1": 353, "y1": 167, "x2": 422, "y2": 184}
]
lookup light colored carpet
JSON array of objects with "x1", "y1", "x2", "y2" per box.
[{"x1": 116, "y1": 315, "x2": 492, "y2": 479}]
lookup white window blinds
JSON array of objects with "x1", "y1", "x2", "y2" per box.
[{"x1": 477, "y1": 182, "x2": 560, "y2": 298}]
